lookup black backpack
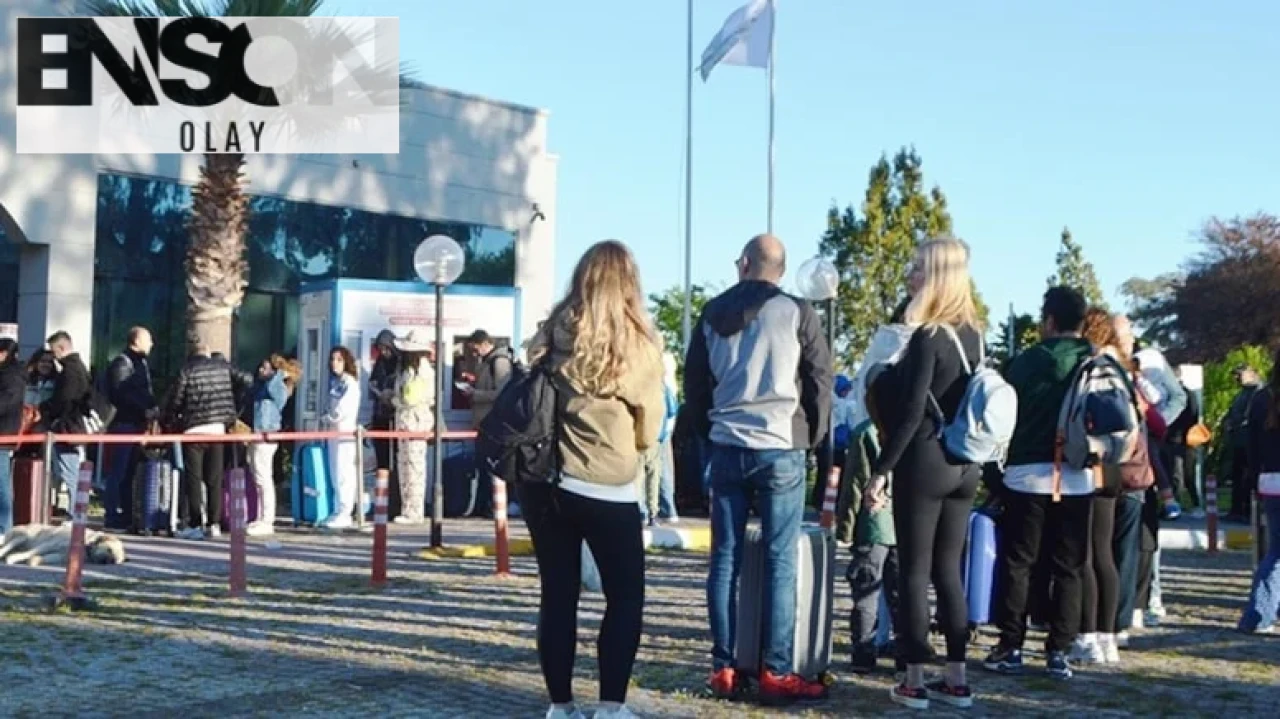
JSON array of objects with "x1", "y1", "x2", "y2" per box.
[
  {"x1": 1165, "y1": 383, "x2": 1200, "y2": 445},
  {"x1": 475, "y1": 360, "x2": 560, "y2": 485}
]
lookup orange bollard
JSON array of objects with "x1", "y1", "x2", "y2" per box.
[
  {"x1": 54, "y1": 462, "x2": 94, "y2": 611},
  {"x1": 228, "y1": 468, "x2": 248, "y2": 597},
  {"x1": 818, "y1": 465, "x2": 841, "y2": 530},
  {"x1": 1206, "y1": 474, "x2": 1219, "y2": 554},
  {"x1": 493, "y1": 477, "x2": 511, "y2": 577},
  {"x1": 371, "y1": 469, "x2": 389, "y2": 587}
]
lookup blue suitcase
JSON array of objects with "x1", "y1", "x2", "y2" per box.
[
  {"x1": 132, "y1": 455, "x2": 179, "y2": 536},
  {"x1": 292, "y1": 442, "x2": 335, "y2": 526},
  {"x1": 964, "y1": 510, "x2": 998, "y2": 625}
]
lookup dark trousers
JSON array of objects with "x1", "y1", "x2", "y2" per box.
[
  {"x1": 1082, "y1": 495, "x2": 1119, "y2": 634},
  {"x1": 995, "y1": 491, "x2": 1092, "y2": 654},
  {"x1": 1028, "y1": 532, "x2": 1057, "y2": 626},
  {"x1": 371, "y1": 421, "x2": 402, "y2": 519},
  {"x1": 520, "y1": 483, "x2": 645, "y2": 705},
  {"x1": 1161, "y1": 444, "x2": 1198, "y2": 508},
  {"x1": 848, "y1": 544, "x2": 900, "y2": 649},
  {"x1": 1228, "y1": 447, "x2": 1254, "y2": 519},
  {"x1": 1135, "y1": 489, "x2": 1161, "y2": 612},
  {"x1": 811, "y1": 438, "x2": 847, "y2": 509},
  {"x1": 1113, "y1": 494, "x2": 1144, "y2": 631},
  {"x1": 182, "y1": 443, "x2": 224, "y2": 530}
]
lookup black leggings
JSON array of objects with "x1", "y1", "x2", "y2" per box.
[
  {"x1": 1081, "y1": 494, "x2": 1119, "y2": 634},
  {"x1": 519, "y1": 482, "x2": 645, "y2": 705},
  {"x1": 892, "y1": 452, "x2": 979, "y2": 664}
]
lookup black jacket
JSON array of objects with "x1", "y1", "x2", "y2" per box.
[
  {"x1": 368, "y1": 355, "x2": 398, "y2": 426},
  {"x1": 165, "y1": 355, "x2": 238, "y2": 431},
  {"x1": 0, "y1": 361, "x2": 25, "y2": 441},
  {"x1": 106, "y1": 349, "x2": 156, "y2": 426},
  {"x1": 40, "y1": 353, "x2": 92, "y2": 433},
  {"x1": 1247, "y1": 388, "x2": 1280, "y2": 475}
]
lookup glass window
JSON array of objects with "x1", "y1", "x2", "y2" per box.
[
  {"x1": 0, "y1": 227, "x2": 17, "y2": 324},
  {"x1": 93, "y1": 172, "x2": 518, "y2": 383}
]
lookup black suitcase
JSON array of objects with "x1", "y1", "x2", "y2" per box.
[
  {"x1": 442, "y1": 452, "x2": 479, "y2": 518},
  {"x1": 132, "y1": 449, "x2": 179, "y2": 536}
]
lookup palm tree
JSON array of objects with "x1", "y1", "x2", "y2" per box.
[{"x1": 82, "y1": 0, "x2": 405, "y2": 356}]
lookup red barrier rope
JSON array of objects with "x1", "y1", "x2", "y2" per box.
[{"x1": 0, "y1": 429, "x2": 478, "y2": 446}]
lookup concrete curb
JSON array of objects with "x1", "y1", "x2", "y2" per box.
[{"x1": 413, "y1": 527, "x2": 713, "y2": 562}]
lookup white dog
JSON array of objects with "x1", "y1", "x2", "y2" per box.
[{"x1": 0, "y1": 524, "x2": 127, "y2": 567}]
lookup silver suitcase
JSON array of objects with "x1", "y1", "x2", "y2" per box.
[{"x1": 735, "y1": 524, "x2": 835, "y2": 678}]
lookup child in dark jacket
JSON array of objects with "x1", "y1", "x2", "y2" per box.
[{"x1": 848, "y1": 367, "x2": 901, "y2": 673}]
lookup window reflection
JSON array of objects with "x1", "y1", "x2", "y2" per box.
[
  {"x1": 92, "y1": 172, "x2": 518, "y2": 382},
  {"x1": 0, "y1": 227, "x2": 16, "y2": 324}
]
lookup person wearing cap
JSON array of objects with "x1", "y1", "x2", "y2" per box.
[
  {"x1": 1223, "y1": 364, "x2": 1264, "y2": 523},
  {"x1": 391, "y1": 329, "x2": 436, "y2": 524},
  {"x1": 464, "y1": 329, "x2": 513, "y2": 518},
  {"x1": 367, "y1": 329, "x2": 402, "y2": 518}
]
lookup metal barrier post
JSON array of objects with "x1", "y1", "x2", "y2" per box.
[
  {"x1": 53, "y1": 462, "x2": 94, "y2": 611},
  {"x1": 493, "y1": 478, "x2": 511, "y2": 577},
  {"x1": 41, "y1": 432, "x2": 55, "y2": 521},
  {"x1": 355, "y1": 427, "x2": 366, "y2": 530},
  {"x1": 818, "y1": 465, "x2": 841, "y2": 530},
  {"x1": 371, "y1": 469, "x2": 389, "y2": 587},
  {"x1": 228, "y1": 468, "x2": 248, "y2": 598},
  {"x1": 1206, "y1": 474, "x2": 1219, "y2": 554}
]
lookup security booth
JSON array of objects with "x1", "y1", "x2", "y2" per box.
[{"x1": 295, "y1": 278, "x2": 522, "y2": 433}]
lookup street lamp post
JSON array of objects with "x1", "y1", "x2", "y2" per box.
[
  {"x1": 414, "y1": 235, "x2": 466, "y2": 549},
  {"x1": 797, "y1": 256, "x2": 840, "y2": 521}
]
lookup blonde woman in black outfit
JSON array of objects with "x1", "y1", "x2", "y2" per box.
[{"x1": 867, "y1": 237, "x2": 983, "y2": 710}]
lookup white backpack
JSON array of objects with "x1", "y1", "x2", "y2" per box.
[
  {"x1": 1054, "y1": 353, "x2": 1147, "y2": 499},
  {"x1": 929, "y1": 326, "x2": 1019, "y2": 467}
]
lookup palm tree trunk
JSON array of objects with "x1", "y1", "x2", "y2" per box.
[{"x1": 185, "y1": 152, "x2": 249, "y2": 357}]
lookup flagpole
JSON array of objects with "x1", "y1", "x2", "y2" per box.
[
  {"x1": 766, "y1": 0, "x2": 775, "y2": 234},
  {"x1": 681, "y1": 0, "x2": 694, "y2": 353}
]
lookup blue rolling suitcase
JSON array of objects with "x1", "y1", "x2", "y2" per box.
[
  {"x1": 132, "y1": 454, "x2": 179, "y2": 537},
  {"x1": 964, "y1": 510, "x2": 998, "y2": 625},
  {"x1": 292, "y1": 442, "x2": 335, "y2": 526}
]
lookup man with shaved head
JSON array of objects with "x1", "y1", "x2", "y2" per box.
[{"x1": 685, "y1": 233, "x2": 833, "y2": 703}]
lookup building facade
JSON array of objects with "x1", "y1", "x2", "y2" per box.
[{"x1": 0, "y1": 0, "x2": 558, "y2": 381}]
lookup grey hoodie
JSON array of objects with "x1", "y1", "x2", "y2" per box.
[{"x1": 684, "y1": 280, "x2": 833, "y2": 450}]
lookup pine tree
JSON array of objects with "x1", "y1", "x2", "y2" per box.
[
  {"x1": 819, "y1": 148, "x2": 987, "y2": 364},
  {"x1": 1047, "y1": 227, "x2": 1107, "y2": 308}
]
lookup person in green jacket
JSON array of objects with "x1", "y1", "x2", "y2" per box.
[{"x1": 848, "y1": 366, "x2": 901, "y2": 673}]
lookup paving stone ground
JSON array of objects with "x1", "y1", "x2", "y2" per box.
[{"x1": 0, "y1": 519, "x2": 1276, "y2": 718}]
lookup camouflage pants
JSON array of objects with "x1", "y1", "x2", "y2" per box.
[{"x1": 398, "y1": 440, "x2": 427, "y2": 521}]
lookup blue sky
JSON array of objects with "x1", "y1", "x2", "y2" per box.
[{"x1": 333, "y1": 0, "x2": 1279, "y2": 324}]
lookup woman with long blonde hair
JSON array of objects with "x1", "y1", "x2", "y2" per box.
[
  {"x1": 523, "y1": 240, "x2": 665, "y2": 719},
  {"x1": 869, "y1": 237, "x2": 983, "y2": 710}
]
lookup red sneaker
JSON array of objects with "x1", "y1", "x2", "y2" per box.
[
  {"x1": 758, "y1": 671, "x2": 827, "y2": 704},
  {"x1": 706, "y1": 668, "x2": 739, "y2": 699}
]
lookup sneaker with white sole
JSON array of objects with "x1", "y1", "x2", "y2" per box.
[
  {"x1": 178, "y1": 527, "x2": 205, "y2": 541},
  {"x1": 1115, "y1": 631, "x2": 1131, "y2": 648},
  {"x1": 1068, "y1": 634, "x2": 1104, "y2": 665},
  {"x1": 544, "y1": 705, "x2": 585, "y2": 719},
  {"x1": 1099, "y1": 633, "x2": 1121, "y2": 663},
  {"x1": 925, "y1": 680, "x2": 974, "y2": 709},
  {"x1": 1045, "y1": 651, "x2": 1074, "y2": 680},
  {"x1": 207, "y1": 525, "x2": 222, "y2": 539},
  {"x1": 1148, "y1": 602, "x2": 1167, "y2": 618},
  {"x1": 593, "y1": 706, "x2": 638, "y2": 719},
  {"x1": 890, "y1": 684, "x2": 929, "y2": 710},
  {"x1": 246, "y1": 521, "x2": 275, "y2": 537},
  {"x1": 322, "y1": 514, "x2": 354, "y2": 530}
]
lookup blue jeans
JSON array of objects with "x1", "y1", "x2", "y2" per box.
[
  {"x1": 103, "y1": 423, "x2": 140, "y2": 528},
  {"x1": 1113, "y1": 493, "x2": 1144, "y2": 631},
  {"x1": 659, "y1": 440, "x2": 679, "y2": 520},
  {"x1": 55, "y1": 449, "x2": 82, "y2": 510},
  {"x1": 1239, "y1": 497, "x2": 1280, "y2": 631},
  {"x1": 706, "y1": 445, "x2": 806, "y2": 674},
  {"x1": 0, "y1": 448, "x2": 13, "y2": 536}
]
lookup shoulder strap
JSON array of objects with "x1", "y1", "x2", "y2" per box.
[{"x1": 939, "y1": 325, "x2": 974, "y2": 375}]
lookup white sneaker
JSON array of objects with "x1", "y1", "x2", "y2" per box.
[
  {"x1": 392, "y1": 515, "x2": 424, "y2": 525},
  {"x1": 1068, "y1": 634, "x2": 1104, "y2": 664},
  {"x1": 1099, "y1": 633, "x2": 1121, "y2": 664},
  {"x1": 593, "y1": 707, "x2": 638, "y2": 719},
  {"x1": 1148, "y1": 603, "x2": 1167, "y2": 618},
  {"x1": 207, "y1": 525, "x2": 223, "y2": 539},
  {"x1": 323, "y1": 514, "x2": 354, "y2": 530},
  {"x1": 545, "y1": 705, "x2": 585, "y2": 719},
  {"x1": 1132, "y1": 610, "x2": 1145, "y2": 630},
  {"x1": 1115, "y1": 631, "x2": 1130, "y2": 648},
  {"x1": 179, "y1": 527, "x2": 205, "y2": 541},
  {"x1": 246, "y1": 521, "x2": 275, "y2": 537}
]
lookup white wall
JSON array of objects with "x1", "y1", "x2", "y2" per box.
[{"x1": 0, "y1": 0, "x2": 557, "y2": 359}]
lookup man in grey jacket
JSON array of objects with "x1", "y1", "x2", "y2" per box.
[{"x1": 685, "y1": 234, "x2": 833, "y2": 703}]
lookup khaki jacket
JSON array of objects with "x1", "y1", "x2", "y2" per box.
[{"x1": 534, "y1": 321, "x2": 665, "y2": 487}]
